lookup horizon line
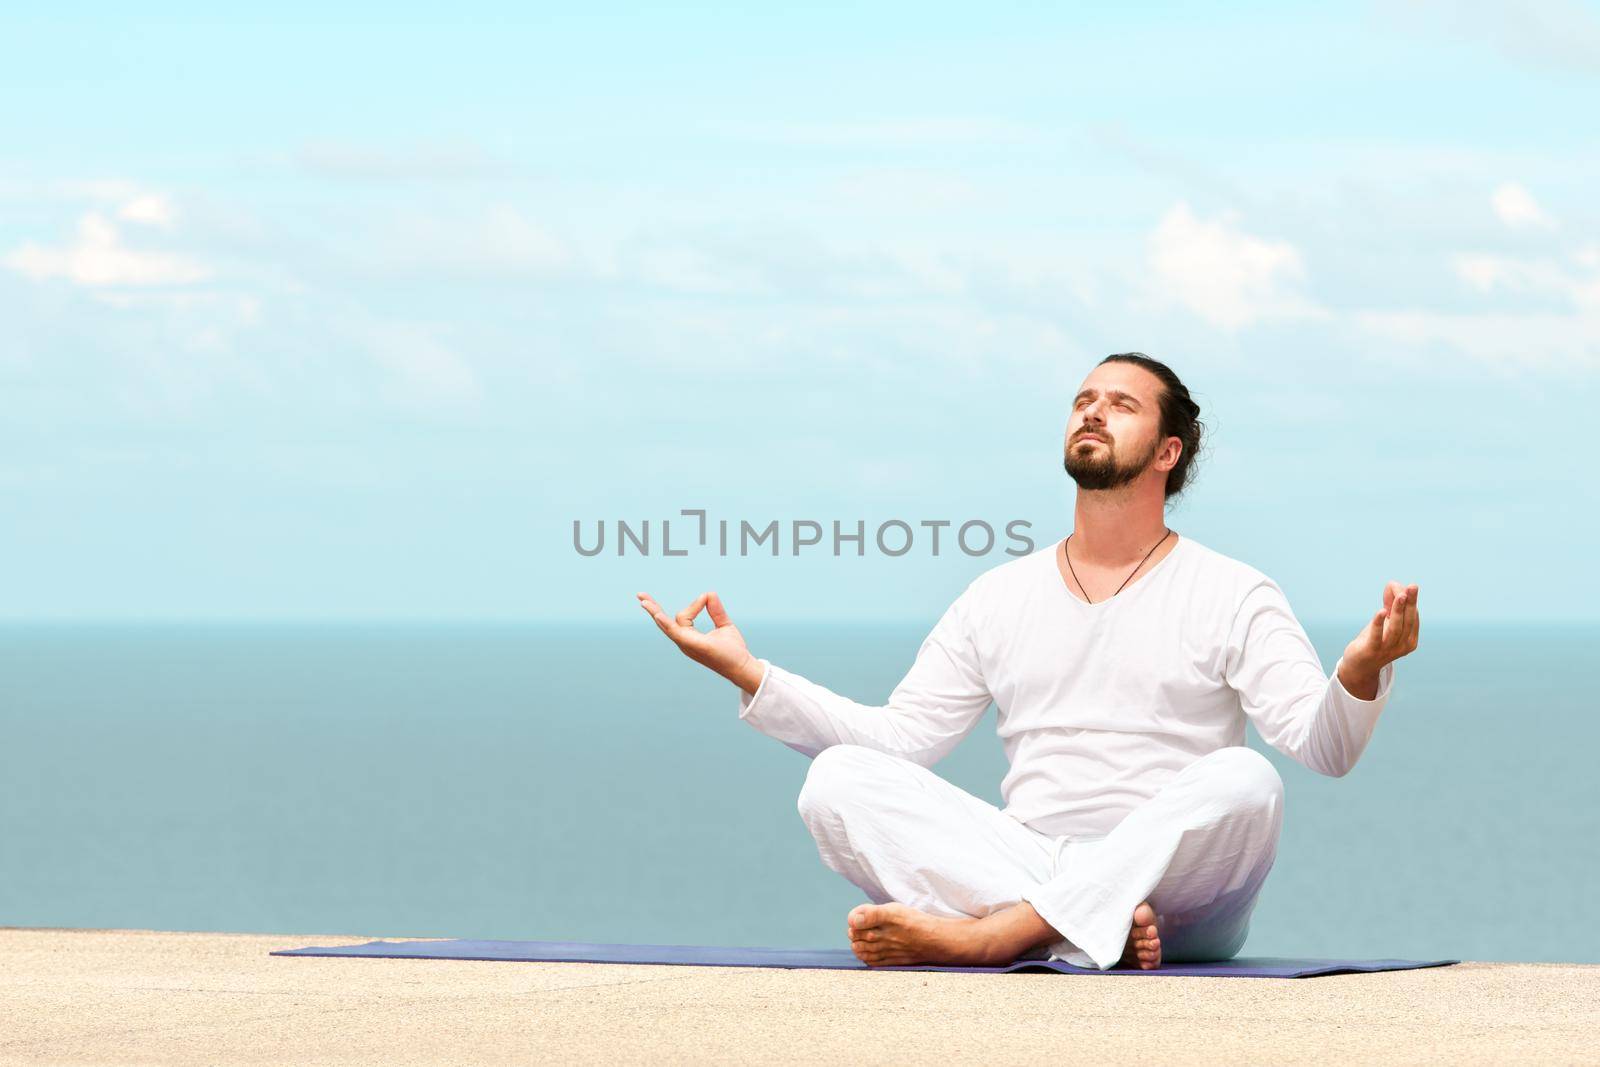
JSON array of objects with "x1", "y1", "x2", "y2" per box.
[{"x1": 0, "y1": 616, "x2": 1588, "y2": 628}]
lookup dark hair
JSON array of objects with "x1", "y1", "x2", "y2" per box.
[{"x1": 1097, "y1": 352, "x2": 1205, "y2": 501}]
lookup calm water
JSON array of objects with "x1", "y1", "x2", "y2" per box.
[{"x1": 0, "y1": 622, "x2": 1594, "y2": 963}]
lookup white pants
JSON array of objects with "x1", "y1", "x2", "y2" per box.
[{"x1": 796, "y1": 744, "x2": 1284, "y2": 970}]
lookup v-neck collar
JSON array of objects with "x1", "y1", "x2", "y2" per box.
[{"x1": 1052, "y1": 534, "x2": 1185, "y2": 610}]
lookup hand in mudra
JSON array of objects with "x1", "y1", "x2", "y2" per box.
[
  {"x1": 1343, "y1": 580, "x2": 1420, "y2": 673},
  {"x1": 637, "y1": 590, "x2": 756, "y2": 682}
]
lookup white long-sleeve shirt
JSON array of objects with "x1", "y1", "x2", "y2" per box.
[{"x1": 737, "y1": 533, "x2": 1395, "y2": 841}]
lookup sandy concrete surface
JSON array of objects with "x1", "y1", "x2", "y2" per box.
[{"x1": 1, "y1": 928, "x2": 1594, "y2": 1066}]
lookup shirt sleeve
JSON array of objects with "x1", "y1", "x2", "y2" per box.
[
  {"x1": 1223, "y1": 577, "x2": 1396, "y2": 778},
  {"x1": 735, "y1": 583, "x2": 994, "y2": 767}
]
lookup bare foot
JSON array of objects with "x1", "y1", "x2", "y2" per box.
[
  {"x1": 1118, "y1": 901, "x2": 1161, "y2": 969},
  {"x1": 846, "y1": 902, "x2": 990, "y2": 967}
]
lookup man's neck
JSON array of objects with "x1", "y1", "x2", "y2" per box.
[{"x1": 1069, "y1": 491, "x2": 1170, "y2": 566}]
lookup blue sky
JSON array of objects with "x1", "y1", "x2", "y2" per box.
[{"x1": 2, "y1": 2, "x2": 1597, "y2": 624}]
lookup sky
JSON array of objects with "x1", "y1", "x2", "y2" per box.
[{"x1": 1, "y1": 1, "x2": 1597, "y2": 625}]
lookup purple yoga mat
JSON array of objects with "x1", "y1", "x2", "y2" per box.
[{"x1": 271, "y1": 938, "x2": 1459, "y2": 978}]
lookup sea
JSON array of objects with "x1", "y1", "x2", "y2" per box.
[{"x1": 1, "y1": 621, "x2": 1593, "y2": 964}]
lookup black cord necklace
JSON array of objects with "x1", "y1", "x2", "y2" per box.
[{"x1": 1064, "y1": 528, "x2": 1173, "y2": 604}]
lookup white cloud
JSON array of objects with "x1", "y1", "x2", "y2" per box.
[
  {"x1": 1453, "y1": 252, "x2": 1586, "y2": 300},
  {"x1": 118, "y1": 194, "x2": 176, "y2": 226},
  {"x1": 1359, "y1": 243, "x2": 1600, "y2": 370},
  {"x1": 1343, "y1": 189, "x2": 1600, "y2": 366},
  {"x1": 5, "y1": 211, "x2": 208, "y2": 286},
  {"x1": 1352, "y1": 308, "x2": 1598, "y2": 372},
  {"x1": 1491, "y1": 182, "x2": 1554, "y2": 229},
  {"x1": 52, "y1": 180, "x2": 181, "y2": 228},
  {"x1": 1145, "y1": 202, "x2": 1328, "y2": 330}
]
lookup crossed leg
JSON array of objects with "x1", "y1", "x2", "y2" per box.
[{"x1": 796, "y1": 743, "x2": 1284, "y2": 970}]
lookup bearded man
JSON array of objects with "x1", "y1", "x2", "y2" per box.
[{"x1": 638, "y1": 352, "x2": 1419, "y2": 970}]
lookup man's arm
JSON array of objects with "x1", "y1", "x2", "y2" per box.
[
  {"x1": 638, "y1": 585, "x2": 995, "y2": 767},
  {"x1": 1222, "y1": 577, "x2": 1415, "y2": 778}
]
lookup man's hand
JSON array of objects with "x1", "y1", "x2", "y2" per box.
[
  {"x1": 1340, "y1": 581, "x2": 1419, "y2": 697},
  {"x1": 636, "y1": 590, "x2": 765, "y2": 694}
]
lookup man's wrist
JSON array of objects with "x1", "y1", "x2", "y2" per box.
[
  {"x1": 1338, "y1": 654, "x2": 1381, "y2": 700},
  {"x1": 729, "y1": 654, "x2": 765, "y2": 696}
]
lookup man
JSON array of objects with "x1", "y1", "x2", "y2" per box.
[{"x1": 637, "y1": 353, "x2": 1420, "y2": 971}]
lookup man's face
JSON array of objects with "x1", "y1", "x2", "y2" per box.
[{"x1": 1063, "y1": 365, "x2": 1167, "y2": 492}]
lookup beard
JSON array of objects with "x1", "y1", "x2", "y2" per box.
[{"x1": 1063, "y1": 431, "x2": 1162, "y2": 492}]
